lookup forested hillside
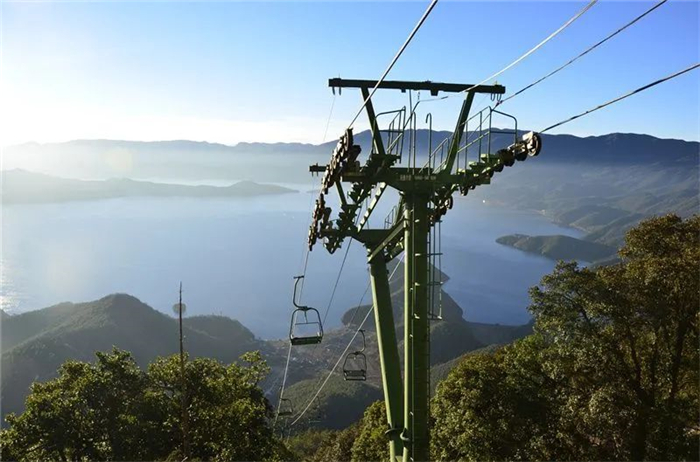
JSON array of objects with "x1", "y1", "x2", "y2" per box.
[
  {"x1": 1, "y1": 215, "x2": 697, "y2": 461},
  {"x1": 0, "y1": 350, "x2": 290, "y2": 461},
  {"x1": 282, "y1": 215, "x2": 700, "y2": 461},
  {"x1": 0, "y1": 278, "x2": 529, "y2": 431},
  {"x1": 0, "y1": 294, "x2": 264, "y2": 424}
]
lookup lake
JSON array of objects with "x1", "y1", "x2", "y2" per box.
[{"x1": 1, "y1": 186, "x2": 581, "y2": 339}]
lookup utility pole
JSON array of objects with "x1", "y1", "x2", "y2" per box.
[
  {"x1": 308, "y1": 78, "x2": 542, "y2": 461},
  {"x1": 173, "y1": 282, "x2": 190, "y2": 459}
]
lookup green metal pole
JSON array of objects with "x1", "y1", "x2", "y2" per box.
[
  {"x1": 440, "y1": 91, "x2": 474, "y2": 175},
  {"x1": 368, "y1": 254, "x2": 404, "y2": 462},
  {"x1": 403, "y1": 192, "x2": 430, "y2": 462},
  {"x1": 402, "y1": 194, "x2": 414, "y2": 462},
  {"x1": 361, "y1": 87, "x2": 387, "y2": 157}
]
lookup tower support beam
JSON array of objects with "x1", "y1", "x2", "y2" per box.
[
  {"x1": 368, "y1": 254, "x2": 404, "y2": 462},
  {"x1": 402, "y1": 193, "x2": 430, "y2": 462},
  {"x1": 329, "y1": 78, "x2": 505, "y2": 96}
]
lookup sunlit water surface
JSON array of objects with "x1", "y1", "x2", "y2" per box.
[{"x1": 1, "y1": 186, "x2": 581, "y2": 339}]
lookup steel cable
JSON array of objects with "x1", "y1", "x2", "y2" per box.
[
  {"x1": 540, "y1": 63, "x2": 700, "y2": 134},
  {"x1": 289, "y1": 254, "x2": 405, "y2": 427},
  {"x1": 496, "y1": 0, "x2": 669, "y2": 108}
]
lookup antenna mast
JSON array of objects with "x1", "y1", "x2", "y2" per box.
[{"x1": 174, "y1": 282, "x2": 190, "y2": 458}]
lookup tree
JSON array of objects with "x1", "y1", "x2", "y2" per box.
[
  {"x1": 431, "y1": 339, "x2": 559, "y2": 461},
  {"x1": 287, "y1": 429, "x2": 338, "y2": 461},
  {"x1": 529, "y1": 214, "x2": 699, "y2": 460},
  {"x1": 305, "y1": 425, "x2": 359, "y2": 462},
  {"x1": 290, "y1": 400, "x2": 389, "y2": 462},
  {"x1": 148, "y1": 350, "x2": 280, "y2": 461},
  {"x1": 0, "y1": 349, "x2": 289, "y2": 461},
  {"x1": 0, "y1": 349, "x2": 156, "y2": 461},
  {"x1": 351, "y1": 401, "x2": 389, "y2": 462},
  {"x1": 430, "y1": 214, "x2": 699, "y2": 461}
]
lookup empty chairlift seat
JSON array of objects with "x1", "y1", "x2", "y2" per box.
[
  {"x1": 343, "y1": 352, "x2": 367, "y2": 381},
  {"x1": 289, "y1": 307, "x2": 323, "y2": 345},
  {"x1": 343, "y1": 329, "x2": 367, "y2": 381},
  {"x1": 278, "y1": 398, "x2": 293, "y2": 417},
  {"x1": 289, "y1": 276, "x2": 324, "y2": 346}
]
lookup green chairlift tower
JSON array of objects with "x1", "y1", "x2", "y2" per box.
[{"x1": 307, "y1": 78, "x2": 542, "y2": 462}]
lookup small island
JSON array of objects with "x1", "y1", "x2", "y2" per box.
[
  {"x1": 1, "y1": 170, "x2": 297, "y2": 204},
  {"x1": 496, "y1": 234, "x2": 617, "y2": 263}
]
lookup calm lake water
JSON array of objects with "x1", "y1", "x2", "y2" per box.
[{"x1": 1, "y1": 186, "x2": 581, "y2": 339}]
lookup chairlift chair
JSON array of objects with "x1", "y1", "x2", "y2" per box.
[
  {"x1": 278, "y1": 398, "x2": 293, "y2": 417},
  {"x1": 289, "y1": 276, "x2": 324, "y2": 346},
  {"x1": 343, "y1": 330, "x2": 367, "y2": 381}
]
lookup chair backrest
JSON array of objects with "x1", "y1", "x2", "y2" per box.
[
  {"x1": 342, "y1": 352, "x2": 367, "y2": 381},
  {"x1": 289, "y1": 307, "x2": 323, "y2": 345}
]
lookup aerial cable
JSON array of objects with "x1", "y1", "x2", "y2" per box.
[
  {"x1": 347, "y1": 0, "x2": 439, "y2": 129},
  {"x1": 289, "y1": 254, "x2": 405, "y2": 427},
  {"x1": 273, "y1": 342, "x2": 294, "y2": 429},
  {"x1": 279, "y1": 90, "x2": 342, "y2": 425},
  {"x1": 343, "y1": 282, "x2": 371, "y2": 329},
  {"x1": 466, "y1": 0, "x2": 598, "y2": 93},
  {"x1": 322, "y1": 95, "x2": 337, "y2": 144},
  {"x1": 424, "y1": 0, "x2": 598, "y2": 103},
  {"x1": 321, "y1": 238, "x2": 355, "y2": 326},
  {"x1": 540, "y1": 62, "x2": 700, "y2": 134},
  {"x1": 276, "y1": 202, "x2": 365, "y2": 419},
  {"x1": 496, "y1": 0, "x2": 669, "y2": 108},
  {"x1": 278, "y1": 0, "x2": 432, "y2": 412},
  {"x1": 298, "y1": 92, "x2": 340, "y2": 299}
]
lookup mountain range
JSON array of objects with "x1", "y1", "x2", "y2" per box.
[
  {"x1": 2, "y1": 129, "x2": 697, "y2": 430},
  {"x1": 4, "y1": 130, "x2": 697, "y2": 184},
  {"x1": 0, "y1": 294, "x2": 266, "y2": 423},
  {"x1": 0, "y1": 276, "x2": 531, "y2": 430},
  {"x1": 5, "y1": 131, "x2": 697, "y2": 259}
]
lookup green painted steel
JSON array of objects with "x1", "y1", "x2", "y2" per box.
[
  {"x1": 308, "y1": 77, "x2": 542, "y2": 462},
  {"x1": 439, "y1": 92, "x2": 475, "y2": 176},
  {"x1": 361, "y1": 87, "x2": 387, "y2": 157},
  {"x1": 368, "y1": 254, "x2": 404, "y2": 462},
  {"x1": 402, "y1": 198, "x2": 414, "y2": 461},
  {"x1": 402, "y1": 193, "x2": 430, "y2": 462}
]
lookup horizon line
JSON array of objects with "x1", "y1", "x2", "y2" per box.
[{"x1": 3, "y1": 128, "x2": 699, "y2": 150}]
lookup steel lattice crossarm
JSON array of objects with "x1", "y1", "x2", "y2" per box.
[{"x1": 307, "y1": 78, "x2": 541, "y2": 257}]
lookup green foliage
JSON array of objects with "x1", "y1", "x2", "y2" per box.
[
  {"x1": 0, "y1": 348, "x2": 288, "y2": 461},
  {"x1": 320, "y1": 425, "x2": 359, "y2": 462},
  {"x1": 350, "y1": 401, "x2": 389, "y2": 462},
  {"x1": 432, "y1": 337, "x2": 556, "y2": 461},
  {"x1": 431, "y1": 214, "x2": 699, "y2": 461},
  {"x1": 282, "y1": 375, "x2": 382, "y2": 431},
  {"x1": 286, "y1": 429, "x2": 338, "y2": 461},
  {"x1": 1, "y1": 294, "x2": 262, "y2": 424},
  {"x1": 286, "y1": 401, "x2": 388, "y2": 462},
  {"x1": 297, "y1": 426, "x2": 360, "y2": 462}
]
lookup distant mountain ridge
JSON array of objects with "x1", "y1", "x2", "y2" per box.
[
  {"x1": 4, "y1": 131, "x2": 697, "y2": 184},
  {"x1": 1, "y1": 169, "x2": 296, "y2": 204},
  {"x1": 9, "y1": 130, "x2": 698, "y2": 159},
  {"x1": 1, "y1": 294, "x2": 264, "y2": 426}
]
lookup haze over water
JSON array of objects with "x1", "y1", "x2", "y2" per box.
[{"x1": 1, "y1": 184, "x2": 581, "y2": 339}]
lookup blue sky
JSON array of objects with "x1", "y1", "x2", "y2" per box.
[{"x1": 1, "y1": 1, "x2": 698, "y2": 146}]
